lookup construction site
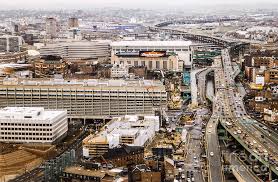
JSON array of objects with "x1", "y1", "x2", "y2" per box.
[
  {"x1": 166, "y1": 77, "x2": 183, "y2": 110},
  {"x1": 0, "y1": 143, "x2": 54, "y2": 182},
  {"x1": 0, "y1": 120, "x2": 86, "y2": 182}
]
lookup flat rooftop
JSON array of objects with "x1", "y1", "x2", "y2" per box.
[
  {"x1": 0, "y1": 107, "x2": 66, "y2": 122},
  {"x1": 2, "y1": 78, "x2": 165, "y2": 89},
  {"x1": 84, "y1": 115, "x2": 159, "y2": 144},
  {"x1": 41, "y1": 41, "x2": 109, "y2": 50},
  {"x1": 111, "y1": 41, "x2": 192, "y2": 47},
  {"x1": 63, "y1": 166, "x2": 106, "y2": 178}
]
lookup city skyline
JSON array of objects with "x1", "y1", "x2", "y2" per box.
[
  {"x1": 1, "y1": 0, "x2": 278, "y2": 9},
  {"x1": 0, "y1": 1, "x2": 277, "y2": 181}
]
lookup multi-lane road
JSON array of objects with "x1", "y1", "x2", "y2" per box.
[
  {"x1": 184, "y1": 108, "x2": 207, "y2": 182},
  {"x1": 204, "y1": 48, "x2": 276, "y2": 182},
  {"x1": 197, "y1": 68, "x2": 214, "y2": 104},
  {"x1": 205, "y1": 56, "x2": 225, "y2": 182},
  {"x1": 220, "y1": 48, "x2": 278, "y2": 177}
]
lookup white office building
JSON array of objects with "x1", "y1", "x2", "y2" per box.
[{"x1": 0, "y1": 107, "x2": 68, "y2": 144}]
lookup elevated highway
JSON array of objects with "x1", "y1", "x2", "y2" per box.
[
  {"x1": 190, "y1": 68, "x2": 206, "y2": 107},
  {"x1": 196, "y1": 67, "x2": 214, "y2": 104},
  {"x1": 206, "y1": 116, "x2": 224, "y2": 182},
  {"x1": 204, "y1": 53, "x2": 266, "y2": 182},
  {"x1": 220, "y1": 48, "x2": 278, "y2": 178},
  {"x1": 149, "y1": 26, "x2": 237, "y2": 48},
  {"x1": 223, "y1": 152, "x2": 263, "y2": 182},
  {"x1": 152, "y1": 24, "x2": 275, "y2": 180},
  {"x1": 205, "y1": 56, "x2": 225, "y2": 182},
  {"x1": 155, "y1": 18, "x2": 240, "y2": 28}
]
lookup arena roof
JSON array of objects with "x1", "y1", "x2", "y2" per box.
[{"x1": 111, "y1": 41, "x2": 192, "y2": 47}]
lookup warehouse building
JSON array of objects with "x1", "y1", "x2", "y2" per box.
[
  {"x1": 0, "y1": 107, "x2": 67, "y2": 144},
  {"x1": 0, "y1": 78, "x2": 167, "y2": 119}
]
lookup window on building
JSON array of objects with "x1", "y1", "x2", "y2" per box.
[
  {"x1": 156, "y1": 61, "x2": 160, "y2": 69},
  {"x1": 148, "y1": 61, "x2": 152, "y2": 70},
  {"x1": 163, "y1": 61, "x2": 167, "y2": 69},
  {"x1": 141, "y1": 61, "x2": 145, "y2": 66}
]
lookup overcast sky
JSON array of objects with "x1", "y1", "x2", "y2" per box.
[{"x1": 1, "y1": 0, "x2": 278, "y2": 9}]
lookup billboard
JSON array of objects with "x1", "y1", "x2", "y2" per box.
[{"x1": 139, "y1": 51, "x2": 166, "y2": 58}]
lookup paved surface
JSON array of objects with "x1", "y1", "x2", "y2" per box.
[
  {"x1": 205, "y1": 56, "x2": 225, "y2": 182},
  {"x1": 200, "y1": 49, "x2": 265, "y2": 182},
  {"x1": 221, "y1": 49, "x2": 278, "y2": 173},
  {"x1": 225, "y1": 152, "x2": 263, "y2": 182},
  {"x1": 184, "y1": 108, "x2": 207, "y2": 182},
  {"x1": 197, "y1": 68, "x2": 214, "y2": 104},
  {"x1": 191, "y1": 68, "x2": 206, "y2": 106},
  {"x1": 206, "y1": 80, "x2": 214, "y2": 102}
]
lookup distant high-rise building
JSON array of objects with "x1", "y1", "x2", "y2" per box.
[
  {"x1": 46, "y1": 17, "x2": 57, "y2": 38},
  {"x1": 0, "y1": 35, "x2": 23, "y2": 52},
  {"x1": 68, "y1": 17, "x2": 79, "y2": 28},
  {"x1": 14, "y1": 24, "x2": 19, "y2": 33}
]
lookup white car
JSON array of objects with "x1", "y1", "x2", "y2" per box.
[
  {"x1": 181, "y1": 174, "x2": 186, "y2": 179},
  {"x1": 210, "y1": 152, "x2": 214, "y2": 156},
  {"x1": 208, "y1": 130, "x2": 211, "y2": 133}
]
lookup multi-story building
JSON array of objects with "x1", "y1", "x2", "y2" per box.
[
  {"x1": 112, "y1": 54, "x2": 184, "y2": 72},
  {"x1": 0, "y1": 51, "x2": 27, "y2": 62},
  {"x1": 0, "y1": 78, "x2": 167, "y2": 119},
  {"x1": 61, "y1": 166, "x2": 113, "y2": 182},
  {"x1": 252, "y1": 57, "x2": 278, "y2": 68},
  {"x1": 82, "y1": 115, "x2": 159, "y2": 158},
  {"x1": 101, "y1": 145, "x2": 144, "y2": 167},
  {"x1": 39, "y1": 41, "x2": 111, "y2": 61},
  {"x1": 110, "y1": 64, "x2": 129, "y2": 78},
  {"x1": 247, "y1": 90, "x2": 278, "y2": 116},
  {"x1": 130, "y1": 164, "x2": 161, "y2": 182},
  {"x1": 110, "y1": 41, "x2": 191, "y2": 72},
  {"x1": 265, "y1": 68, "x2": 278, "y2": 84},
  {"x1": 82, "y1": 135, "x2": 109, "y2": 157},
  {"x1": 264, "y1": 108, "x2": 278, "y2": 124},
  {"x1": 46, "y1": 17, "x2": 57, "y2": 38},
  {"x1": 68, "y1": 18, "x2": 79, "y2": 28},
  {"x1": 67, "y1": 28, "x2": 82, "y2": 40},
  {"x1": 33, "y1": 55, "x2": 67, "y2": 78},
  {"x1": 111, "y1": 41, "x2": 191, "y2": 54},
  {"x1": 0, "y1": 35, "x2": 24, "y2": 52},
  {"x1": 164, "y1": 157, "x2": 175, "y2": 182},
  {"x1": 0, "y1": 107, "x2": 67, "y2": 144}
]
